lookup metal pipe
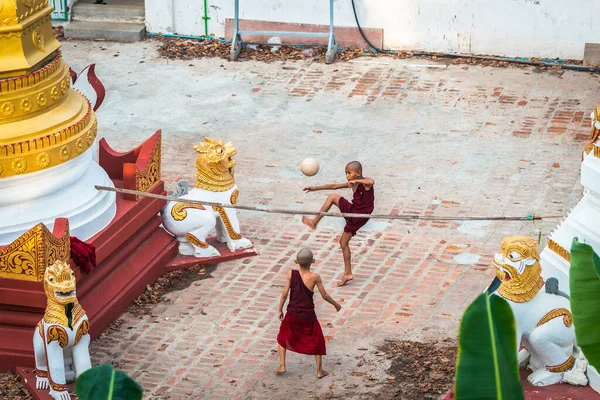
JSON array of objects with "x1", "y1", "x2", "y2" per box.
[
  {"x1": 329, "y1": 0, "x2": 334, "y2": 37},
  {"x1": 234, "y1": 0, "x2": 239, "y2": 35},
  {"x1": 146, "y1": 32, "x2": 596, "y2": 73},
  {"x1": 170, "y1": 0, "x2": 176, "y2": 34},
  {"x1": 146, "y1": 32, "x2": 230, "y2": 42},
  {"x1": 202, "y1": 0, "x2": 210, "y2": 37},
  {"x1": 95, "y1": 185, "x2": 563, "y2": 222},
  {"x1": 409, "y1": 51, "x2": 600, "y2": 73}
]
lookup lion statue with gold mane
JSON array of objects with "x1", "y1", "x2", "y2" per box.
[
  {"x1": 33, "y1": 260, "x2": 92, "y2": 400},
  {"x1": 161, "y1": 137, "x2": 252, "y2": 257},
  {"x1": 487, "y1": 236, "x2": 588, "y2": 387}
]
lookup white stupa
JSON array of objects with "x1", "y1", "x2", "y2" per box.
[
  {"x1": 539, "y1": 106, "x2": 600, "y2": 393},
  {"x1": 0, "y1": 5, "x2": 116, "y2": 246}
]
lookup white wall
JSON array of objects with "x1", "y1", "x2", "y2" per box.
[{"x1": 145, "y1": 0, "x2": 600, "y2": 60}]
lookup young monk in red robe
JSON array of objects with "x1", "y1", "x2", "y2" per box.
[
  {"x1": 276, "y1": 248, "x2": 342, "y2": 378},
  {"x1": 302, "y1": 161, "x2": 375, "y2": 286}
]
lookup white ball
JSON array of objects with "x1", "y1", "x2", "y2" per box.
[{"x1": 300, "y1": 158, "x2": 320, "y2": 177}]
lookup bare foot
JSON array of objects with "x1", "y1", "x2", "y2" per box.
[
  {"x1": 336, "y1": 274, "x2": 354, "y2": 287},
  {"x1": 302, "y1": 216, "x2": 316, "y2": 229},
  {"x1": 275, "y1": 367, "x2": 286, "y2": 375},
  {"x1": 318, "y1": 370, "x2": 329, "y2": 379}
]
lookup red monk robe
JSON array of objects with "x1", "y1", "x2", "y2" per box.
[
  {"x1": 277, "y1": 270, "x2": 326, "y2": 356},
  {"x1": 338, "y1": 182, "x2": 374, "y2": 236}
]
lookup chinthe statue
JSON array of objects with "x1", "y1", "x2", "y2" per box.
[
  {"x1": 33, "y1": 260, "x2": 92, "y2": 400},
  {"x1": 161, "y1": 137, "x2": 253, "y2": 257},
  {"x1": 486, "y1": 236, "x2": 588, "y2": 387}
]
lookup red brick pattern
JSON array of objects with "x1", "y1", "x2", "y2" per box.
[{"x1": 85, "y1": 54, "x2": 600, "y2": 398}]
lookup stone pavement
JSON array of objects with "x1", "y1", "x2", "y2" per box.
[{"x1": 61, "y1": 40, "x2": 600, "y2": 399}]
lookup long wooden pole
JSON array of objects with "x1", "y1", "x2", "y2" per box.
[{"x1": 95, "y1": 185, "x2": 565, "y2": 222}]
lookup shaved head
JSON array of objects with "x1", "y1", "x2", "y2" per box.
[
  {"x1": 296, "y1": 248, "x2": 314, "y2": 268},
  {"x1": 346, "y1": 161, "x2": 362, "y2": 173}
]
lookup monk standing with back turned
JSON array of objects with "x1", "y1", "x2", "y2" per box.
[{"x1": 276, "y1": 248, "x2": 342, "y2": 378}]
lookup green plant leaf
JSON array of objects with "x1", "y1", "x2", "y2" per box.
[
  {"x1": 454, "y1": 293, "x2": 524, "y2": 400},
  {"x1": 569, "y1": 237, "x2": 600, "y2": 369},
  {"x1": 75, "y1": 364, "x2": 143, "y2": 400}
]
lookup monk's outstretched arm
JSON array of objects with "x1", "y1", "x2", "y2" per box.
[
  {"x1": 303, "y1": 183, "x2": 348, "y2": 192},
  {"x1": 277, "y1": 271, "x2": 292, "y2": 320},
  {"x1": 316, "y1": 278, "x2": 341, "y2": 311}
]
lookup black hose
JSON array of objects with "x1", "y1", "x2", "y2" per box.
[
  {"x1": 350, "y1": 0, "x2": 600, "y2": 73},
  {"x1": 351, "y1": 0, "x2": 391, "y2": 53}
]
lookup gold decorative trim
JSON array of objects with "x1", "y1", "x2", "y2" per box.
[
  {"x1": 0, "y1": 108, "x2": 97, "y2": 178},
  {"x1": 75, "y1": 138, "x2": 83, "y2": 154},
  {"x1": 0, "y1": 101, "x2": 15, "y2": 116},
  {"x1": 134, "y1": 135, "x2": 161, "y2": 200},
  {"x1": 584, "y1": 106, "x2": 600, "y2": 155},
  {"x1": 0, "y1": 58, "x2": 70, "y2": 122},
  {"x1": 212, "y1": 206, "x2": 242, "y2": 240},
  {"x1": 230, "y1": 189, "x2": 239, "y2": 205},
  {"x1": 59, "y1": 145, "x2": 70, "y2": 161},
  {"x1": 36, "y1": 92, "x2": 47, "y2": 107},
  {"x1": 17, "y1": 0, "x2": 51, "y2": 22},
  {"x1": 46, "y1": 325, "x2": 68, "y2": 347},
  {"x1": 536, "y1": 308, "x2": 572, "y2": 328},
  {"x1": 547, "y1": 356, "x2": 575, "y2": 373},
  {"x1": 20, "y1": 98, "x2": 31, "y2": 112},
  {"x1": 185, "y1": 233, "x2": 209, "y2": 249},
  {"x1": 75, "y1": 320, "x2": 89, "y2": 345},
  {"x1": 36, "y1": 321, "x2": 43, "y2": 338},
  {"x1": 86, "y1": 121, "x2": 96, "y2": 146},
  {"x1": 195, "y1": 164, "x2": 236, "y2": 191},
  {"x1": 0, "y1": 13, "x2": 58, "y2": 78},
  {"x1": 548, "y1": 238, "x2": 570, "y2": 262},
  {"x1": 22, "y1": 0, "x2": 37, "y2": 10},
  {"x1": 594, "y1": 146, "x2": 600, "y2": 159},
  {"x1": 36, "y1": 152, "x2": 50, "y2": 168},
  {"x1": 0, "y1": 221, "x2": 70, "y2": 281},
  {"x1": 35, "y1": 369, "x2": 48, "y2": 378},
  {"x1": 497, "y1": 276, "x2": 544, "y2": 303},
  {"x1": 43, "y1": 295, "x2": 85, "y2": 328},
  {"x1": 50, "y1": 382, "x2": 68, "y2": 392},
  {"x1": 32, "y1": 27, "x2": 44, "y2": 52},
  {"x1": 171, "y1": 202, "x2": 206, "y2": 221},
  {"x1": 0, "y1": 53, "x2": 62, "y2": 93},
  {"x1": 11, "y1": 158, "x2": 27, "y2": 174}
]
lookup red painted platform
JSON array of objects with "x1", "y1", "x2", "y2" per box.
[
  {"x1": 444, "y1": 370, "x2": 600, "y2": 399},
  {"x1": 165, "y1": 237, "x2": 258, "y2": 272},
  {"x1": 16, "y1": 367, "x2": 77, "y2": 400},
  {"x1": 0, "y1": 181, "x2": 178, "y2": 372}
]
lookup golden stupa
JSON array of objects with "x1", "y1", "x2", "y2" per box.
[{"x1": 0, "y1": 0, "x2": 98, "y2": 178}]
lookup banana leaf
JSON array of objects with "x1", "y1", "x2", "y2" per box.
[
  {"x1": 455, "y1": 293, "x2": 524, "y2": 400},
  {"x1": 569, "y1": 237, "x2": 600, "y2": 369},
  {"x1": 75, "y1": 364, "x2": 143, "y2": 400}
]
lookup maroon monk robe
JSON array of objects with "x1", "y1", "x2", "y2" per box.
[
  {"x1": 277, "y1": 270, "x2": 326, "y2": 356},
  {"x1": 338, "y1": 182, "x2": 375, "y2": 236},
  {"x1": 70, "y1": 237, "x2": 97, "y2": 274}
]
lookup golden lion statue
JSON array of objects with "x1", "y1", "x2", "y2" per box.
[
  {"x1": 161, "y1": 137, "x2": 252, "y2": 257},
  {"x1": 487, "y1": 236, "x2": 588, "y2": 387},
  {"x1": 33, "y1": 260, "x2": 91, "y2": 400}
]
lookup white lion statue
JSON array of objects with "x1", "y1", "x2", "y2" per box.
[
  {"x1": 161, "y1": 137, "x2": 253, "y2": 257},
  {"x1": 33, "y1": 260, "x2": 92, "y2": 400},
  {"x1": 486, "y1": 236, "x2": 588, "y2": 387}
]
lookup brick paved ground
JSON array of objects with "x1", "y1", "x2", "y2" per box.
[{"x1": 60, "y1": 41, "x2": 600, "y2": 399}]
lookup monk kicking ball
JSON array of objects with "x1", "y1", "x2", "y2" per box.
[
  {"x1": 302, "y1": 161, "x2": 375, "y2": 286},
  {"x1": 276, "y1": 248, "x2": 342, "y2": 378}
]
